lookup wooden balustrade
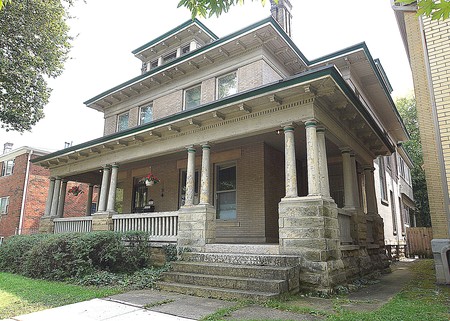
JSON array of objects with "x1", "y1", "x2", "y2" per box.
[{"x1": 53, "y1": 217, "x2": 93, "y2": 234}]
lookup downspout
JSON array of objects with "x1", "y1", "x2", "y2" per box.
[{"x1": 18, "y1": 150, "x2": 33, "y2": 235}]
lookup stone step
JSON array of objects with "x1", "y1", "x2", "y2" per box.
[
  {"x1": 171, "y1": 261, "x2": 293, "y2": 279},
  {"x1": 182, "y1": 252, "x2": 301, "y2": 267},
  {"x1": 162, "y1": 271, "x2": 288, "y2": 293},
  {"x1": 204, "y1": 244, "x2": 280, "y2": 255},
  {"x1": 156, "y1": 281, "x2": 280, "y2": 301}
]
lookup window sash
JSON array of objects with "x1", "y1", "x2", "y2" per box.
[
  {"x1": 0, "y1": 197, "x2": 9, "y2": 214},
  {"x1": 139, "y1": 104, "x2": 153, "y2": 125},
  {"x1": 1, "y1": 160, "x2": 14, "y2": 176},
  {"x1": 217, "y1": 72, "x2": 237, "y2": 99},
  {"x1": 184, "y1": 85, "x2": 201, "y2": 110},
  {"x1": 216, "y1": 163, "x2": 237, "y2": 220},
  {"x1": 117, "y1": 112, "x2": 129, "y2": 132}
]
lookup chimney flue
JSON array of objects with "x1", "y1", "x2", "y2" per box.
[
  {"x1": 3, "y1": 142, "x2": 13, "y2": 154},
  {"x1": 270, "y1": 0, "x2": 293, "y2": 37}
]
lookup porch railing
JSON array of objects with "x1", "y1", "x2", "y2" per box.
[
  {"x1": 112, "y1": 212, "x2": 178, "y2": 242},
  {"x1": 338, "y1": 208, "x2": 353, "y2": 244},
  {"x1": 54, "y1": 217, "x2": 93, "y2": 234}
]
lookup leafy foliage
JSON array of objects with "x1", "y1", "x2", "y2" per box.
[
  {"x1": 0, "y1": 0, "x2": 72, "y2": 131},
  {"x1": 396, "y1": 95, "x2": 431, "y2": 227},
  {"x1": 0, "y1": 232, "x2": 151, "y2": 280},
  {"x1": 397, "y1": 0, "x2": 450, "y2": 20}
]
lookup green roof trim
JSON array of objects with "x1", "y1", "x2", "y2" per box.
[
  {"x1": 85, "y1": 16, "x2": 309, "y2": 106},
  {"x1": 132, "y1": 18, "x2": 218, "y2": 55},
  {"x1": 33, "y1": 65, "x2": 395, "y2": 164}
]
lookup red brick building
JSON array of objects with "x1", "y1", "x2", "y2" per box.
[{"x1": 0, "y1": 143, "x2": 98, "y2": 242}]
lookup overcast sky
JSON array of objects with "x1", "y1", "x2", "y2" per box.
[{"x1": 1, "y1": 0, "x2": 413, "y2": 153}]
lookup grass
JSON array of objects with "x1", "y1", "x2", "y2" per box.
[{"x1": 0, "y1": 272, "x2": 122, "y2": 319}]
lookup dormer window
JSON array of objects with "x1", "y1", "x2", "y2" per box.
[
  {"x1": 150, "y1": 60, "x2": 158, "y2": 70},
  {"x1": 181, "y1": 44, "x2": 190, "y2": 56},
  {"x1": 163, "y1": 51, "x2": 177, "y2": 64}
]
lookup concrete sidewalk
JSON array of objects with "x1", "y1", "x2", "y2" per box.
[{"x1": 2, "y1": 260, "x2": 414, "y2": 321}]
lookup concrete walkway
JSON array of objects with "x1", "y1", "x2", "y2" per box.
[{"x1": 2, "y1": 260, "x2": 414, "y2": 321}]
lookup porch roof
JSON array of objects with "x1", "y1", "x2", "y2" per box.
[{"x1": 32, "y1": 65, "x2": 396, "y2": 169}]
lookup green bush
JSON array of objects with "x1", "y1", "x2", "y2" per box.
[{"x1": 0, "y1": 231, "x2": 151, "y2": 281}]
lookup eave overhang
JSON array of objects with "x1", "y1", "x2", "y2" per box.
[{"x1": 34, "y1": 65, "x2": 395, "y2": 168}]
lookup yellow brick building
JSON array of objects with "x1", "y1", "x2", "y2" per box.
[{"x1": 393, "y1": 2, "x2": 450, "y2": 284}]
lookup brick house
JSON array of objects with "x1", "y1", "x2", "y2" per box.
[
  {"x1": 0, "y1": 143, "x2": 98, "y2": 242},
  {"x1": 33, "y1": 1, "x2": 409, "y2": 295},
  {"x1": 392, "y1": 2, "x2": 450, "y2": 284}
]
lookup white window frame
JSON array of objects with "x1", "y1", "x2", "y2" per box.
[
  {"x1": 0, "y1": 196, "x2": 9, "y2": 215},
  {"x1": 117, "y1": 112, "x2": 130, "y2": 132},
  {"x1": 183, "y1": 84, "x2": 202, "y2": 110},
  {"x1": 215, "y1": 162, "x2": 237, "y2": 220},
  {"x1": 139, "y1": 103, "x2": 153, "y2": 125},
  {"x1": 162, "y1": 51, "x2": 177, "y2": 64},
  {"x1": 181, "y1": 44, "x2": 190, "y2": 56},
  {"x1": 1, "y1": 159, "x2": 14, "y2": 177},
  {"x1": 150, "y1": 60, "x2": 158, "y2": 70},
  {"x1": 216, "y1": 71, "x2": 238, "y2": 99}
]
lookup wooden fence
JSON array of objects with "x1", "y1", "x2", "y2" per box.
[{"x1": 406, "y1": 227, "x2": 433, "y2": 258}]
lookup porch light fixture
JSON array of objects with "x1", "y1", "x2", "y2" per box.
[{"x1": 275, "y1": 129, "x2": 284, "y2": 135}]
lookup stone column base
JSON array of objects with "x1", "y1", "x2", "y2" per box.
[
  {"x1": 278, "y1": 196, "x2": 346, "y2": 292},
  {"x1": 92, "y1": 212, "x2": 114, "y2": 231},
  {"x1": 39, "y1": 216, "x2": 54, "y2": 234},
  {"x1": 177, "y1": 204, "x2": 216, "y2": 252},
  {"x1": 432, "y1": 239, "x2": 450, "y2": 284}
]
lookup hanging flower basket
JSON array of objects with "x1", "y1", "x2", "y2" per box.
[
  {"x1": 142, "y1": 173, "x2": 160, "y2": 186},
  {"x1": 67, "y1": 185, "x2": 84, "y2": 196}
]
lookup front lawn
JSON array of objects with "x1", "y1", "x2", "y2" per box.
[{"x1": 0, "y1": 272, "x2": 121, "y2": 319}]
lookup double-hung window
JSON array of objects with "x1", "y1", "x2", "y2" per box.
[
  {"x1": 217, "y1": 71, "x2": 237, "y2": 99},
  {"x1": 216, "y1": 163, "x2": 237, "y2": 220},
  {"x1": 139, "y1": 103, "x2": 153, "y2": 125},
  {"x1": 117, "y1": 112, "x2": 129, "y2": 132},
  {"x1": 184, "y1": 85, "x2": 201, "y2": 110},
  {"x1": 1, "y1": 160, "x2": 14, "y2": 176},
  {"x1": 0, "y1": 197, "x2": 9, "y2": 214},
  {"x1": 378, "y1": 156, "x2": 388, "y2": 203}
]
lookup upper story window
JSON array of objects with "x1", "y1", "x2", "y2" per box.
[
  {"x1": 217, "y1": 71, "x2": 238, "y2": 99},
  {"x1": 117, "y1": 112, "x2": 129, "y2": 132},
  {"x1": 184, "y1": 85, "x2": 201, "y2": 110},
  {"x1": 181, "y1": 44, "x2": 190, "y2": 56},
  {"x1": 0, "y1": 196, "x2": 9, "y2": 214},
  {"x1": 399, "y1": 157, "x2": 405, "y2": 178},
  {"x1": 150, "y1": 60, "x2": 158, "y2": 70},
  {"x1": 163, "y1": 51, "x2": 177, "y2": 64},
  {"x1": 139, "y1": 103, "x2": 153, "y2": 125},
  {"x1": 1, "y1": 160, "x2": 14, "y2": 177}
]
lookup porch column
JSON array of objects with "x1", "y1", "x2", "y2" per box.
[
  {"x1": 341, "y1": 149, "x2": 355, "y2": 208},
  {"x1": 364, "y1": 166, "x2": 378, "y2": 215},
  {"x1": 283, "y1": 125, "x2": 298, "y2": 198},
  {"x1": 56, "y1": 180, "x2": 67, "y2": 218},
  {"x1": 86, "y1": 184, "x2": 94, "y2": 216},
  {"x1": 200, "y1": 143, "x2": 211, "y2": 205},
  {"x1": 305, "y1": 120, "x2": 320, "y2": 196},
  {"x1": 185, "y1": 146, "x2": 196, "y2": 206},
  {"x1": 50, "y1": 177, "x2": 61, "y2": 217},
  {"x1": 98, "y1": 165, "x2": 110, "y2": 212},
  {"x1": 106, "y1": 164, "x2": 119, "y2": 213},
  {"x1": 350, "y1": 154, "x2": 361, "y2": 208},
  {"x1": 317, "y1": 127, "x2": 330, "y2": 197},
  {"x1": 44, "y1": 177, "x2": 56, "y2": 216}
]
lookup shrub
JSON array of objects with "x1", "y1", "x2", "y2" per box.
[{"x1": 0, "y1": 231, "x2": 152, "y2": 281}]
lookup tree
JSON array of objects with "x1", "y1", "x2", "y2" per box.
[
  {"x1": 0, "y1": 0, "x2": 72, "y2": 132},
  {"x1": 177, "y1": 0, "x2": 450, "y2": 20},
  {"x1": 396, "y1": 95, "x2": 431, "y2": 227}
]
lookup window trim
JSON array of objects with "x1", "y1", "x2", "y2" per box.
[
  {"x1": 1, "y1": 159, "x2": 14, "y2": 177},
  {"x1": 0, "y1": 196, "x2": 9, "y2": 214},
  {"x1": 215, "y1": 162, "x2": 237, "y2": 221},
  {"x1": 183, "y1": 84, "x2": 202, "y2": 110},
  {"x1": 139, "y1": 102, "x2": 153, "y2": 125},
  {"x1": 216, "y1": 71, "x2": 238, "y2": 100},
  {"x1": 117, "y1": 111, "x2": 130, "y2": 132}
]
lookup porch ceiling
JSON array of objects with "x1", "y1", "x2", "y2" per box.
[{"x1": 33, "y1": 66, "x2": 394, "y2": 176}]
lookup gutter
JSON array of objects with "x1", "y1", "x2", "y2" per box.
[{"x1": 18, "y1": 150, "x2": 32, "y2": 235}]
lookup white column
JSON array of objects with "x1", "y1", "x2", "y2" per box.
[
  {"x1": 305, "y1": 120, "x2": 320, "y2": 196},
  {"x1": 50, "y1": 177, "x2": 61, "y2": 217},
  {"x1": 57, "y1": 180, "x2": 67, "y2": 218},
  {"x1": 106, "y1": 164, "x2": 119, "y2": 213},
  {"x1": 341, "y1": 149, "x2": 355, "y2": 208},
  {"x1": 364, "y1": 166, "x2": 378, "y2": 215},
  {"x1": 283, "y1": 125, "x2": 298, "y2": 198},
  {"x1": 98, "y1": 165, "x2": 110, "y2": 212},
  {"x1": 185, "y1": 146, "x2": 196, "y2": 206},
  {"x1": 44, "y1": 177, "x2": 56, "y2": 217},
  {"x1": 200, "y1": 143, "x2": 211, "y2": 205},
  {"x1": 317, "y1": 128, "x2": 330, "y2": 197},
  {"x1": 86, "y1": 184, "x2": 94, "y2": 216},
  {"x1": 350, "y1": 153, "x2": 361, "y2": 208}
]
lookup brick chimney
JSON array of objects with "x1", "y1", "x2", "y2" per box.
[
  {"x1": 270, "y1": 0, "x2": 293, "y2": 37},
  {"x1": 3, "y1": 142, "x2": 13, "y2": 154}
]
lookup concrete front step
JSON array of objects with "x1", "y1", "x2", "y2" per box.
[
  {"x1": 171, "y1": 261, "x2": 292, "y2": 279},
  {"x1": 183, "y1": 252, "x2": 301, "y2": 266},
  {"x1": 156, "y1": 281, "x2": 280, "y2": 301},
  {"x1": 163, "y1": 271, "x2": 288, "y2": 293},
  {"x1": 204, "y1": 243, "x2": 280, "y2": 255}
]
